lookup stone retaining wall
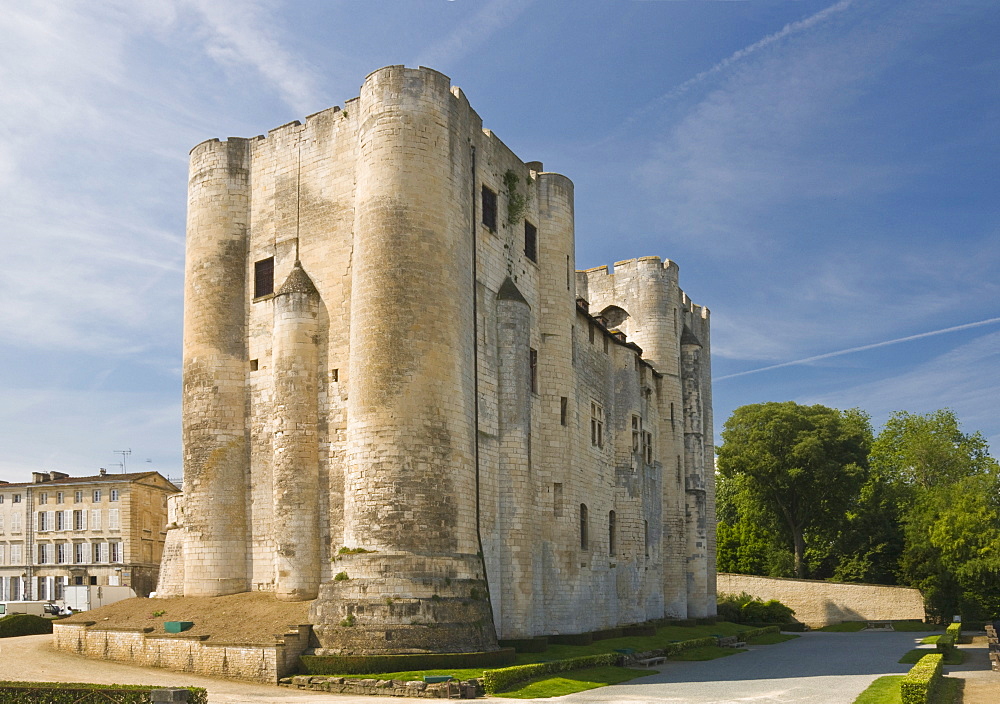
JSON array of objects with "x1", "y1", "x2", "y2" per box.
[
  {"x1": 717, "y1": 573, "x2": 926, "y2": 627},
  {"x1": 280, "y1": 675, "x2": 483, "y2": 698},
  {"x1": 53, "y1": 622, "x2": 312, "y2": 683}
]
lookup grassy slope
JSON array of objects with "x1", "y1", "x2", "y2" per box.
[{"x1": 494, "y1": 666, "x2": 650, "y2": 699}]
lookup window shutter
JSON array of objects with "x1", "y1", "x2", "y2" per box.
[{"x1": 91, "y1": 510, "x2": 101, "y2": 530}]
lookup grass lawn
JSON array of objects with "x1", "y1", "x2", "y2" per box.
[
  {"x1": 493, "y1": 665, "x2": 649, "y2": 698},
  {"x1": 853, "y1": 675, "x2": 903, "y2": 704},
  {"x1": 748, "y1": 633, "x2": 800, "y2": 645},
  {"x1": 920, "y1": 635, "x2": 942, "y2": 644},
  {"x1": 898, "y1": 648, "x2": 964, "y2": 665},
  {"x1": 818, "y1": 621, "x2": 868, "y2": 632},
  {"x1": 852, "y1": 675, "x2": 961, "y2": 704},
  {"x1": 891, "y1": 621, "x2": 940, "y2": 633}
]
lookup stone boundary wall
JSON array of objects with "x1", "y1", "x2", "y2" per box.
[
  {"x1": 52, "y1": 622, "x2": 312, "y2": 683},
  {"x1": 281, "y1": 675, "x2": 483, "y2": 699},
  {"x1": 717, "y1": 573, "x2": 926, "y2": 627}
]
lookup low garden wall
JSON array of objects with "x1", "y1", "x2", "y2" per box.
[
  {"x1": 52, "y1": 621, "x2": 312, "y2": 683},
  {"x1": 717, "y1": 573, "x2": 925, "y2": 627}
]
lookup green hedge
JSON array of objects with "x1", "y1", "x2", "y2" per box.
[
  {"x1": 946, "y1": 622, "x2": 961, "y2": 641},
  {"x1": 900, "y1": 653, "x2": 943, "y2": 704},
  {"x1": 549, "y1": 632, "x2": 593, "y2": 646},
  {"x1": 482, "y1": 653, "x2": 617, "y2": 694},
  {"x1": 935, "y1": 634, "x2": 954, "y2": 652},
  {"x1": 0, "y1": 614, "x2": 53, "y2": 638},
  {"x1": 0, "y1": 682, "x2": 207, "y2": 704},
  {"x1": 299, "y1": 648, "x2": 516, "y2": 675},
  {"x1": 499, "y1": 637, "x2": 549, "y2": 653},
  {"x1": 733, "y1": 626, "x2": 781, "y2": 641}
]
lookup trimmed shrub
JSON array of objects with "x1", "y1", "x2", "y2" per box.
[
  {"x1": 0, "y1": 682, "x2": 207, "y2": 704},
  {"x1": 623, "y1": 624, "x2": 657, "y2": 637},
  {"x1": 733, "y1": 626, "x2": 780, "y2": 641},
  {"x1": 900, "y1": 653, "x2": 943, "y2": 704},
  {"x1": 482, "y1": 653, "x2": 618, "y2": 694},
  {"x1": 299, "y1": 648, "x2": 516, "y2": 675},
  {"x1": 591, "y1": 627, "x2": 625, "y2": 641},
  {"x1": 935, "y1": 634, "x2": 954, "y2": 653},
  {"x1": 499, "y1": 637, "x2": 549, "y2": 653},
  {"x1": 549, "y1": 632, "x2": 593, "y2": 646},
  {"x1": 717, "y1": 592, "x2": 796, "y2": 625},
  {"x1": 946, "y1": 622, "x2": 961, "y2": 641},
  {"x1": 0, "y1": 614, "x2": 53, "y2": 638}
]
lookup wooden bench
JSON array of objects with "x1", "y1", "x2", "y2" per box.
[{"x1": 636, "y1": 656, "x2": 667, "y2": 668}]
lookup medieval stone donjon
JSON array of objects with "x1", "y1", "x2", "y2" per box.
[{"x1": 161, "y1": 65, "x2": 716, "y2": 654}]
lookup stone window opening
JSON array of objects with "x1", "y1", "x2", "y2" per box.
[
  {"x1": 632, "y1": 415, "x2": 641, "y2": 453},
  {"x1": 524, "y1": 221, "x2": 537, "y2": 262},
  {"x1": 590, "y1": 402, "x2": 604, "y2": 448},
  {"x1": 643, "y1": 430, "x2": 653, "y2": 465},
  {"x1": 579, "y1": 504, "x2": 589, "y2": 550},
  {"x1": 553, "y1": 483, "x2": 563, "y2": 517},
  {"x1": 566, "y1": 255, "x2": 571, "y2": 290},
  {"x1": 644, "y1": 519, "x2": 650, "y2": 559},
  {"x1": 560, "y1": 397, "x2": 568, "y2": 426},
  {"x1": 38, "y1": 493, "x2": 47, "y2": 505},
  {"x1": 529, "y1": 348, "x2": 538, "y2": 393},
  {"x1": 249, "y1": 359, "x2": 259, "y2": 372},
  {"x1": 481, "y1": 185, "x2": 497, "y2": 231},
  {"x1": 331, "y1": 368, "x2": 339, "y2": 383},
  {"x1": 12, "y1": 494, "x2": 21, "y2": 504},
  {"x1": 254, "y1": 257, "x2": 274, "y2": 298},
  {"x1": 608, "y1": 510, "x2": 616, "y2": 556}
]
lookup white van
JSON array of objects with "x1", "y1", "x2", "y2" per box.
[{"x1": 0, "y1": 601, "x2": 48, "y2": 617}]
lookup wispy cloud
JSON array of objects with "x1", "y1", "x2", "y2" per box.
[
  {"x1": 718, "y1": 317, "x2": 1000, "y2": 381},
  {"x1": 415, "y1": 0, "x2": 534, "y2": 70}
]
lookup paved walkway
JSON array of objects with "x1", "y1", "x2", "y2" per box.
[
  {"x1": 507, "y1": 630, "x2": 934, "y2": 704},
  {"x1": 952, "y1": 634, "x2": 997, "y2": 704},
  {"x1": 1, "y1": 629, "x2": 993, "y2": 703}
]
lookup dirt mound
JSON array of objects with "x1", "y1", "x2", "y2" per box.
[{"x1": 60, "y1": 592, "x2": 313, "y2": 645}]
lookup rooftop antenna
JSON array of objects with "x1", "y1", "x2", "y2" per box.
[{"x1": 114, "y1": 448, "x2": 131, "y2": 474}]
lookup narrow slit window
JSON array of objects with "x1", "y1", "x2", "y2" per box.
[
  {"x1": 580, "y1": 504, "x2": 589, "y2": 550},
  {"x1": 553, "y1": 483, "x2": 563, "y2": 517},
  {"x1": 632, "y1": 415, "x2": 641, "y2": 453},
  {"x1": 254, "y1": 257, "x2": 274, "y2": 298},
  {"x1": 482, "y1": 186, "x2": 497, "y2": 230},
  {"x1": 524, "y1": 221, "x2": 537, "y2": 262},
  {"x1": 560, "y1": 397, "x2": 568, "y2": 426},
  {"x1": 529, "y1": 348, "x2": 538, "y2": 393},
  {"x1": 609, "y1": 510, "x2": 616, "y2": 556}
]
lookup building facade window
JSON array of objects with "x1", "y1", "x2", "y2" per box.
[
  {"x1": 56, "y1": 543, "x2": 67, "y2": 564},
  {"x1": 632, "y1": 415, "x2": 641, "y2": 453},
  {"x1": 73, "y1": 510, "x2": 87, "y2": 531},
  {"x1": 11, "y1": 544, "x2": 22, "y2": 563},
  {"x1": 110, "y1": 541, "x2": 122, "y2": 563},
  {"x1": 11, "y1": 514, "x2": 21, "y2": 532},
  {"x1": 38, "y1": 492, "x2": 47, "y2": 505},
  {"x1": 36, "y1": 543, "x2": 48, "y2": 564},
  {"x1": 609, "y1": 510, "x2": 616, "y2": 556},
  {"x1": 560, "y1": 397, "x2": 568, "y2": 426},
  {"x1": 524, "y1": 221, "x2": 537, "y2": 262},
  {"x1": 74, "y1": 542, "x2": 87, "y2": 564},
  {"x1": 56, "y1": 492, "x2": 64, "y2": 504},
  {"x1": 91, "y1": 510, "x2": 102, "y2": 531},
  {"x1": 110, "y1": 489, "x2": 119, "y2": 502},
  {"x1": 579, "y1": 504, "x2": 589, "y2": 550},
  {"x1": 109, "y1": 509, "x2": 120, "y2": 530},
  {"x1": 254, "y1": 257, "x2": 274, "y2": 298},
  {"x1": 590, "y1": 402, "x2": 604, "y2": 448},
  {"x1": 553, "y1": 483, "x2": 563, "y2": 517},
  {"x1": 643, "y1": 430, "x2": 653, "y2": 465},
  {"x1": 644, "y1": 519, "x2": 650, "y2": 559},
  {"x1": 93, "y1": 490, "x2": 102, "y2": 503},
  {"x1": 529, "y1": 348, "x2": 538, "y2": 393},
  {"x1": 481, "y1": 186, "x2": 497, "y2": 230},
  {"x1": 74, "y1": 491, "x2": 83, "y2": 503},
  {"x1": 12, "y1": 494, "x2": 21, "y2": 504}
]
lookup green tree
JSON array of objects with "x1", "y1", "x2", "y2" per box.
[
  {"x1": 716, "y1": 402, "x2": 872, "y2": 578},
  {"x1": 873, "y1": 409, "x2": 1000, "y2": 621}
]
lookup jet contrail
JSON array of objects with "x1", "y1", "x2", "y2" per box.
[{"x1": 717, "y1": 316, "x2": 1000, "y2": 381}]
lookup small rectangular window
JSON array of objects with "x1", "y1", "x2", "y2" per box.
[
  {"x1": 632, "y1": 415, "x2": 641, "y2": 453},
  {"x1": 529, "y1": 348, "x2": 538, "y2": 393},
  {"x1": 560, "y1": 397, "x2": 568, "y2": 426},
  {"x1": 331, "y1": 368, "x2": 339, "y2": 383},
  {"x1": 590, "y1": 402, "x2": 604, "y2": 448},
  {"x1": 74, "y1": 491, "x2": 82, "y2": 503},
  {"x1": 93, "y1": 490, "x2": 102, "y2": 503},
  {"x1": 482, "y1": 186, "x2": 497, "y2": 230},
  {"x1": 644, "y1": 431, "x2": 654, "y2": 465},
  {"x1": 110, "y1": 489, "x2": 119, "y2": 502},
  {"x1": 524, "y1": 221, "x2": 537, "y2": 262},
  {"x1": 12, "y1": 494, "x2": 21, "y2": 504},
  {"x1": 56, "y1": 492, "x2": 64, "y2": 504},
  {"x1": 38, "y1": 493, "x2": 47, "y2": 505},
  {"x1": 249, "y1": 359, "x2": 259, "y2": 372},
  {"x1": 553, "y1": 483, "x2": 563, "y2": 517},
  {"x1": 254, "y1": 257, "x2": 274, "y2": 298}
]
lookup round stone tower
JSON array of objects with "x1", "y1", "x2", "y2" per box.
[
  {"x1": 271, "y1": 261, "x2": 321, "y2": 601},
  {"x1": 309, "y1": 66, "x2": 497, "y2": 654},
  {"x1": 181, "y1": 137, "x2": 251, "y2": 597}
]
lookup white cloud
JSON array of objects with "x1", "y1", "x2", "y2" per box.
[{"x1": 415, "y1": 0, "x2": 534, "y2": 70}]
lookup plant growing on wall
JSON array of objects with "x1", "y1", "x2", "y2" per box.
[{"x1": 503, "y1": 169, "x2": 531, "y2": 225}]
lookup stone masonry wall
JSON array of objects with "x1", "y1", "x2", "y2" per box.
[
  {"x1": 717, "y1": 573, "x2": 927, "y2": 627},
  {"x1": 53, "y1": 622, "x2": 313, "y2": 683}
]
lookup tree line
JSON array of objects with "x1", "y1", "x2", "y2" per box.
[{"x1": 716, "y1": 402, "x2": 1000, "y2": 622}]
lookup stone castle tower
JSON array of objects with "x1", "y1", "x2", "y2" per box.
[{"x1": 162, "y1": 65, "x2": 716, "y2": 654}]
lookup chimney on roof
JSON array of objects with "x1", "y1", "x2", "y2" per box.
[
  {"x1": 48, "y1": 471, "x2": 68, "y2": 481},
  {"x1": 31, "y1": 472, "x2": 50, "y2": 484},
  {"x1": 99, "y1": 468, "x2": 107, "y2": 476},
  {"x1": 576, "y1": 297, "x2": 589, "y2": 313}
]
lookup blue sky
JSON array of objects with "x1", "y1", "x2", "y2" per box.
[{"x1": 0, "y1": 0, "x2": 997, "y2": 482}]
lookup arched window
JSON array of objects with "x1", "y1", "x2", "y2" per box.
[
  {"x1": 580, "y1": 504, "x2": 589, "y2": 550},
  {"x1": 609, "y1": 510, "x2": 616, "y2": 556}
]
